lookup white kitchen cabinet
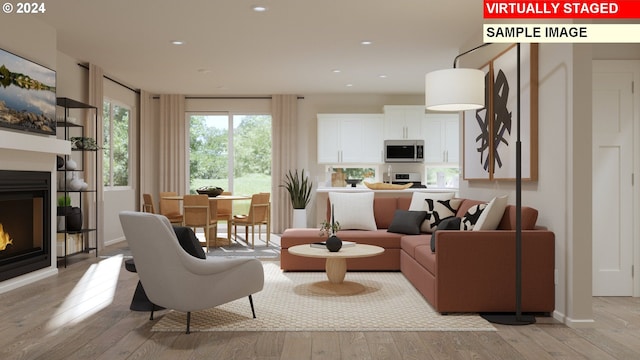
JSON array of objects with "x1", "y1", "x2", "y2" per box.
[
  {"x1": 383, "y1": 105, "x2": 425, "y2": 140},
  {"x1": 423, "y1": 113, "x2": 459, "y2": 164},
  {"x1": 317, "y1": 114, "x2": 383, "y2": 164}
]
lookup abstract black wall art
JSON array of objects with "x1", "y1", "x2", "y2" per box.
[{"x1": 463, "y1": 43, "x2": 538, "y2": 181}]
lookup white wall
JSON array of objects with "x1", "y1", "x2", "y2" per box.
[{"x1": 0, "y1": 17, "x2": 60, "y2": 291}]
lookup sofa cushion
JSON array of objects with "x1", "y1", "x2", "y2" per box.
[
  {"x1": 474, "y1": 195, "x2": 508, "y2": 231},
  {"x1": 329, "y1": 192, "x2": 377, "y2": 231},
  {"x1": 388, "y1": 210, "x2": 427, "y2": 235},
  {"x1": 400, "y1": 234, "x2": 430, "y2": 258},
  {"x1": 414, "y1": 244, "x2": 437, "y2": 276},
  {"x1": 461, "y1": 203, "x2": 487, "y2": 230},
  {"x1": 430, "y1": 216, "x2": 462, "y2": 252},
  {"x1": 281, "y1": 228, "x2": 402, "y2": 249}
]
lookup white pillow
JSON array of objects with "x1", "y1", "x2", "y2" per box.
[
  {"x1": 473, "y1": 195, "x2": 508, "y2": 231},
  {"x1": 329, "y1": 192, "x2": 377, "y2": 231},
  {"x1": 408, "y1": 192, "x2": 455, "y2": 211}
]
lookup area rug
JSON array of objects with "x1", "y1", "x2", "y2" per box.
[
  {"x1": 206, "y1": 234, "x2": 280, "y2": 259},
  {"x1": 151, "y1": 262, "x2": 495, "y2": 332}
]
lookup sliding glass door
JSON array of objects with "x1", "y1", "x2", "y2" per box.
[{"x1": 188, "y1": 113, "x2": 272, "y2": 214}]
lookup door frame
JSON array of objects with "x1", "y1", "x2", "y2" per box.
[{"x1": 592, "y1": 60, "x2": 640, "y2": 297}]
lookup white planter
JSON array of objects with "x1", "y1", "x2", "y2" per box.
[{"x1": 292, "y1": 209, "x2": 307, "y2": 228}]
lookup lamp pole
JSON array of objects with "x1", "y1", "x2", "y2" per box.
[{"x1": 481, "y1": 43, "x2": 535, "y2": 325}]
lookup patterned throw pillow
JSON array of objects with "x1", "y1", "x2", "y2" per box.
[
  {"x1": 421, "y1": 198, "x2": 463, "y2": 233},
  {"x1": 461, "y1": 203, "x2": 488, "y2": 230}
]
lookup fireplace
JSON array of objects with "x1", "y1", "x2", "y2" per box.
[{"x1": 0, "y1": 170, "x2": 51, "y2": 282}]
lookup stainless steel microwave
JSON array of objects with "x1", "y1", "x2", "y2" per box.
[{"x1": 384, "y1": 140, "x2": 424, "y2": 163}]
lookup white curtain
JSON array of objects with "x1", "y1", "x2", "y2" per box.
[
  {"x1": 139, "y1": 89, "x2": 154, "y2": 206},
  {"x1": 159, "y1": 94, "x2": 186, "y2": 193},
  {"x1": 271, "y1": 95, "x2": 298, "y2": 233},
  {"x1": 88, "y1": 64, "x2": 104, "y2": 251}
]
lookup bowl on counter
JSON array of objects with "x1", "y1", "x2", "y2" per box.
[{"x1": 345, "y1": 179, "x2": 363, "y2": 188}]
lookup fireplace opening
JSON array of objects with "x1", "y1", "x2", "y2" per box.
[{"x1": 0, "y1": 170, "x2": 51, "y2": 282}]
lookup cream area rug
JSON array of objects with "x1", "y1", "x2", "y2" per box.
[{"x1": 151, "y1": 262, "x2": 495, "y2": 332}]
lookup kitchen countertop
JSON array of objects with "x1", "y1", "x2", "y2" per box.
[{"x1": 316, "y1": 187, "x2": 457, "y2": 193}]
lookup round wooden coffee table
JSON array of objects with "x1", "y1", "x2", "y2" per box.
[{"x1": 288, "y1": 244, "x2": 385, "y2": 295}]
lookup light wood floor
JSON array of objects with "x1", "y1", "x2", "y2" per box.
[{"x1": 1, "y1": 242, "x2": 639, "y2": 360}]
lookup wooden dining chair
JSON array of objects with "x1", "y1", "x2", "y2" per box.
[
  {"x1": 232, "y1": 192, "x2": 270, "y2": 248},
  {"x1": 159, "y1": 191, "x2": 184, "y2": 225},
  {"x1": 216, "y1": 191, "x2": 234, "y2": 243},
  {"x1": 183, "y1": 194, "x2": 218, "y2": 252},
  {"x1": 142, "y1": 193, "x2": 156, "y2": 213}
]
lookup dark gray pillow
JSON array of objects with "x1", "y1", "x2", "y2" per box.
[
  {"x1": 387, "y1": 210, "x2": 428, "y2": 235},
  {"x1": 430, "y1": 217, "x2": 462, "y2": 252},
  {"x1": 173, "y1": 226, "x2": 206, "y2": 259}
]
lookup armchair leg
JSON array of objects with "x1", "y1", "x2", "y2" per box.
[
  {"x1": 249, "y1": 295, "x2": 256, "y2": 318},
  {"x1": 186, "y1": 311, "x2": 191, "y2": 334}
]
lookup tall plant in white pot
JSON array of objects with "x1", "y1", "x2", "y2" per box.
[{"x1": 282, "y1": 169, "x2": 313, "y2": 228}]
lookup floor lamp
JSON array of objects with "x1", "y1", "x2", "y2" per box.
[{"x1": 425, "y1": 43, "x2": 535, "y2": 325}]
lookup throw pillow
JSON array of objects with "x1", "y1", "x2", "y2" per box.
[
  {"x1": 408, "y1": 192, "x2": 455, "y2": 212},
  {"x1": 422, "y1": 198, "x2": 463, "y2": 233},
  {"x1": 461, "y1": 203, "x2": 488, "y2": 230},
  {"x1": 430, "y1": 216, "x2": 462, "y2": 252},
  {"x1": 173, "y1": 226, "x2": 206, "y2": 259},
  {"x1": 329, "y1": 192, "x2": 377, "y2": 231},
  {"x1": 473, "y1": 195, "x2": 508, "y2": 231},
  {"x1": 387, "y1": 210, "x2": 428, "y2": 235}
]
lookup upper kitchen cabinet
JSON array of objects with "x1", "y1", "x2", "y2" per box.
[
  {"x1": 317, "y1": 114, "x2": 384, "y2": 164},
  {"x1": 383, "y1": 105, "x2": 425, "y2": 140},
  {"x1": 423, "y1": 113, "x2": 460, "y2": 164}
]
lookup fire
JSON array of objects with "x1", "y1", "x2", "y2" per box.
[{"x1": 0, "y1": 223, "x2": 13, "y2": 251}]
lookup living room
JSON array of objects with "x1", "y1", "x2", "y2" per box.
[{"x1": 1, "y1": 2, "x2": 640, "y2": 358}]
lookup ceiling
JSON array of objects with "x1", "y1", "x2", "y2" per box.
[{"x1": 39, "y1": 0, "x2": 484, "y2": 96}]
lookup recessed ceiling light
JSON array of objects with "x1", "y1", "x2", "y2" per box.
[
  {"x1": 332, "y1": 69, "x2": 341, "y2": 73},
  {"x1": 378, "y1": 74, "x2": 388, "y2": 78},
  {"x1": 252, "y1": 5, "x2": 268, "y2": 12},
  {"x1": 171, "y1": 40, "x2": 185, "y2": 45},
  {"x1": 346, "y1": 84, "x2": 354, "y2": 87},
  {"x1": 361, "y1": 40, "x2": 373, "y2": 45}
]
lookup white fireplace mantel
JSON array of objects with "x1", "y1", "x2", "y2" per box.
[
  {"x1": 0, "y1": 129, "x2": 70, "y2": 294},
  {"x1": 0, "y1": 131, "x2": 70, "y2": 155}
]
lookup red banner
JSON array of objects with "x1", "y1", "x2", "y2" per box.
[{"x1": 484, "y1": 1, "x2": 640, "y2": 18}]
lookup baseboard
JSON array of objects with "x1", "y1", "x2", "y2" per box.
[
  {"x1": 104, "y1": 237, "x2": 126, "y2": 247},
  {"x1": 564, "y1": 316, "x2": 596, "y2": 328}
]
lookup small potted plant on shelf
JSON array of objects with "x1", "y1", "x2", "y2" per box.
[
  {"x1": 281, "y1": 169, "x2": 313, "y2": 228},
  {"x1": 57, "y1": 195, "x2": 82, "y2": 232}
]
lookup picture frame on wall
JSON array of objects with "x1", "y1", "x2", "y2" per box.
[{"x1": 462, "y1": 43, "x2": 538, "y2": 181}]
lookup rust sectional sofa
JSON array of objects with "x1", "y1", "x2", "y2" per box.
[{"x1": 280, "y1": 195, "x2": 555, "y2": 314}]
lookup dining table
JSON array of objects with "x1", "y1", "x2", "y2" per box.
[{"x1": 161, "y1": 194, "x2": 251, "y2": 245}]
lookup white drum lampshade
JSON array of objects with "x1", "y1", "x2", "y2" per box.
[{"x1": 425, "y1": 68, "x2": 485, "y2": 111}]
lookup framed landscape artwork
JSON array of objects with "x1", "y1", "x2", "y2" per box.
[
  {"x1": 463, "y1": 43, "x2": 538, "y2": 181},
  {"x1": 0, "y1": 48, "x2": 57, "y2": 135}
]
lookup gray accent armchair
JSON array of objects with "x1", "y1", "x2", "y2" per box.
[{"x1": 119, "y1": 211, "x2": 264, "y2": 334}]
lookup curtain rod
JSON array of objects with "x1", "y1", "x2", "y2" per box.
[
  {"x1": 152, "y1": 96, "x2": 305, "y2": 100},
  {"x1": 77, "y1": 64, "x2": 305, "y2": 100},
  {"x1": 77, "y1": 63, "x2": 140, "y2": 94}
]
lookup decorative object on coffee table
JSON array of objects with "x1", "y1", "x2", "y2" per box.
[{"x1": 320, "y1": 204, "x2": 341, "y2": 252}]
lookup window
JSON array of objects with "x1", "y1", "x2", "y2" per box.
[
  {"x1": 188, "y1": 113, "x2": 272, "y2": 214},
  {"x1": 103, "y1": 99, "x2": 131, "y2": 187},
  {"x1": 322, "y1": 166, "x2": 376, "y2": 187},
  {"x1": 425, "y1": 166, "x2": 460, "y2": 188}
]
